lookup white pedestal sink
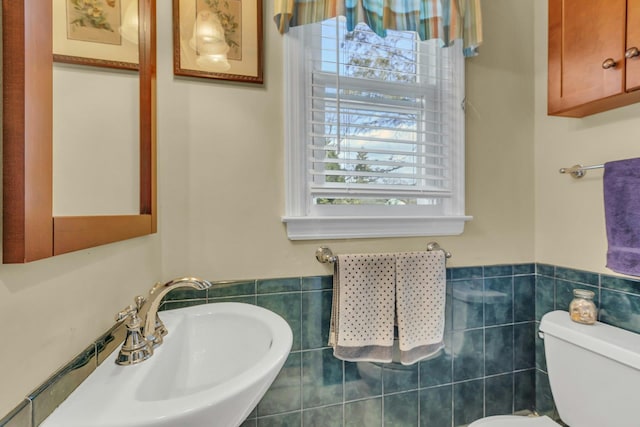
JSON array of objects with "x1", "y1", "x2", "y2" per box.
[{"x1": 41, "y1": 303, "x2": 293, "y2": 427}]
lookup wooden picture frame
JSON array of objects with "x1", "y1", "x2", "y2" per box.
[
  {"x1": 53, "y1": 0, "x2": 140, "y2": 70},
  {"x1": 173, "y1": 0, "x2": 263, "y2": 83}
]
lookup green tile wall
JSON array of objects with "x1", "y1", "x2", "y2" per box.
[
  {"x1": 5, "y1": 263, "x2": 639, "y2": 427},
  {"x1": 164, "y1": 264, "x2": 538, "y2": 427}
]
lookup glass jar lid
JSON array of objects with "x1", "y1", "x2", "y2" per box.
[{"x1": 573, "y1": 288, "x2": 595, "y2": 299}]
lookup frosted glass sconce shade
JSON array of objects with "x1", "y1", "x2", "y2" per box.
[{"x1": 188, "y1": 10, "x2": 230, "y2": 71}]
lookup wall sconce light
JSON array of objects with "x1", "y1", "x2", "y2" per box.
[
  {"x1": 120, "y1": 0, "x2": 139, "y2": 45},
  {"x1": 188, "y1": 10, "x2": 231, "y2": 71}
]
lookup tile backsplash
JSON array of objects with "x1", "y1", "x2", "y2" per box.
[
  {"x1": 161, "y1": 265, "x2": 538, "y2": 427},
  {"x1": 3, "y1": 264, "x2": 639, "y2": 427},
  {"x1": 163, "y1": 264, "x2": 535, "y2": 427}
]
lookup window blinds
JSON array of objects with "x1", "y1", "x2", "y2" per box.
[{"x1": 305, "y1": 19, "x2": 464, "y2": 207}]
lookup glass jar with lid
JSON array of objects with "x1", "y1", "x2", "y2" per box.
[{"x1": 569, "y1": 289, "x2": 597, "y2": 325}]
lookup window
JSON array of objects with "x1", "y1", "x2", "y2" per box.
[{"x1": 283, "y1": 18, "x2": 471, "y2": 240}]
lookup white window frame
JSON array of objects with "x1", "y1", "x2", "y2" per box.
[{"x1": 282, "y1": 20, "x2": 472, "y2": 240}]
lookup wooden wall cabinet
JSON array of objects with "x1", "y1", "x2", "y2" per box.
[{"x1": 548, "y1": 0, "x2": 640, "y2": 117}]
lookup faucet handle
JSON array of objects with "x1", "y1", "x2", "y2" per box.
[
  {"x1": 134, "y1": 295, "x2": 146, "y2": 310},
  {"x1": 115, "y1": 297, "x2": 145, "y2": 324},
  {"x1": 116, "y1": 304, "x2": 139, "y2": 324},
  {"x1": 115, "y1": 303, "x2": 153, "y2": 365}
]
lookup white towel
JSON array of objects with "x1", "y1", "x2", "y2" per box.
[
  {"x1": 395, "y1": 251, "x2": 446, "y2": 365},
  {"x1": 328, "y1": 253, "x2": 395, "y2": 363}
]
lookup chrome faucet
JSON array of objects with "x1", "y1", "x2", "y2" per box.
[
  {"x1": 115, "y1": 277, "x2": 213, "y2": 365},
  {"x1": 139, "y1": 277, "x2": 213, "y2": 346}
]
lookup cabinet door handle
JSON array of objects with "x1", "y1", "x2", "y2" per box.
[
  {"x1": 602, "y1": 58, "x2": 617, "y2": 69},
  {"x1": 625, "y1": 47, "x2": 640, "y2": 59}
]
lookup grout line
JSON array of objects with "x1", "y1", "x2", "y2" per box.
[
  {"x1": 299, "y1": 348, "x2": 304, "y2": 420},
  {"x1": 380, "y1": 365, "x2": 385, "y2": 426},
  {"x1": 417, "y1": 358, "x2": 421, "y2": 425},
  {"x1": 342, "y1": 360, "x2": 346, "y2": 427},
  {"x1": 300, "y1": 285, "x2": 305, "y2": 427},
  {"x1": 450, "y1": 332, "x2": 455, "y2": 427},
  {"x1": 482, "y1": 269, "x2": 487, "y2": 419},
  {"x1": 597, "y1": 274, "x2": 602, "y2": 322},
  {"x1": 511, "y1": 275, "x2": 516, "y2": 414}
]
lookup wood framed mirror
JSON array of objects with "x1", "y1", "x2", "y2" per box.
[{"x1": 2, "y1": 0, "x2": 156, "y2": 263}]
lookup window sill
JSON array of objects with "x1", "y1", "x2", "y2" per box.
[{"x1": 282, "y1": 215, "x2": 473, "y2": 240}]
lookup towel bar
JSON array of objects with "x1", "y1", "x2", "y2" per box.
[
  {"x1": 425, "y1": 242, "x2": 452, "y2": 259},
  {"x1": 315, "y1": 242, "x2": 452, "y2": 264},
  {"x1": 559, "y1": 163, "x2": 604, "y2": 179},
  {"x1": 315, "y1": 247, "x2": 337, "y2": 264}
]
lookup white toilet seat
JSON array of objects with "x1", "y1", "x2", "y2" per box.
[{"x1": 468, "y1": 415, "x2": 559, "y2": 427}]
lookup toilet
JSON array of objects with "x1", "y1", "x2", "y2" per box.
[
  {"x1": 469, "y1": 310, "x2": 640, "y2": 427},
  {"x1": 469, "y1": 415, "x2": 557, "y2": 426}
]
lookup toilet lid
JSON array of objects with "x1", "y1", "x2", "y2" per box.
[{"x1": 469, "y1": 415, "x2": 559, "y2": 427}]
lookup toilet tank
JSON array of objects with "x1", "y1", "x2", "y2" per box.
[{"x1": 540, "y1": 310, "x2": 640, "y2": 427}]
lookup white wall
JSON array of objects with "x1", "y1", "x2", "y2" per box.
[
  {"x1": 0, "y1": 239, "x2": 161, "y2": 415},
  {"x1": 157, "y1": 0, "x2": 536, "y2": 282},
  {"x1": 533, "y1": 1, "x2": 640, "y2": 274}
]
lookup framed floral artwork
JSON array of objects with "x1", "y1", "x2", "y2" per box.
[
  {"x1": 53, "y1": 0, "x2": 140, "y2": 70},
  {"x1": 173, "y1": 0, "x2": 263, "y2": 83}
]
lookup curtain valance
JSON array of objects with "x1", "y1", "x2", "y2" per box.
[{"x1": 274, "y1": 0, "x2": 482, "y2": 57}]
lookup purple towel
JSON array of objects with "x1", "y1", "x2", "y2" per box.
[{"x1": 604, "y1": 158, "x2": 640, "y2": 276}]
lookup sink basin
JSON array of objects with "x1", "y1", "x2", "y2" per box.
[{"x1": 41, "y1": 302, "x2": 293, "y2": 427}]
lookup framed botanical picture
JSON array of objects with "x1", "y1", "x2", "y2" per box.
[
  {"x1": 173, "y1": 0, "x2": 263, "y2": 83},
  {"x1": 53, "y1": 0, "x2": 140, "y2": 70}
]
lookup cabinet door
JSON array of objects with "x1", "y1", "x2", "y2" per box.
[
  {"x1": 627, "y1": 0, "x2": 640, "y2": 91},
  {"x1": 548, "y1": 0, "x2": 626, "y2": 114}
]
